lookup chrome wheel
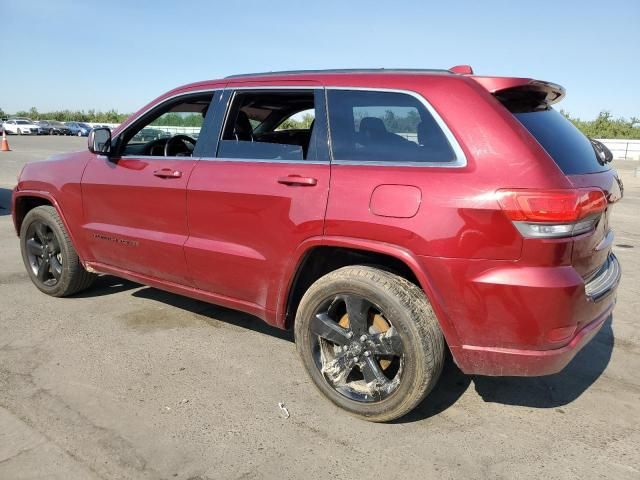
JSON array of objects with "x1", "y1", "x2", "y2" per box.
[
  {"x1": 25, "y1": 221, "x2": 63, "y2": 287},
  {"x1": 310, "y1": 293, "x2": 404, "y2": 403}
]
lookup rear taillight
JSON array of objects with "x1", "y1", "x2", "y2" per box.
[{"x1": 497, "y1": 188, "x2": 607, "y2": 238}]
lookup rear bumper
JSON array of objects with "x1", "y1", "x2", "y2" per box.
[
  {"x1": 450, "y1": 304, "x2": 613, "y2": 376},
  {"x1": 419, "y1": 253, "x2": 620, "y2": 376}
]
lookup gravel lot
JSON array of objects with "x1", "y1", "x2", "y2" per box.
[{"x1": 1, "y1": 136, "x2": 639, "y2": 479}]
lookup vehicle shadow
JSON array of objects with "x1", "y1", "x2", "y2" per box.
[
  {"x1": 131, "y1": 285, "x2": 294, "y2": 343},
  {"x1": 0, "y1": 187, "x2": 12, "y2": 216},
  {"x1": 472, "y1": 318, "x2": 614, "y2": 408},
  {"x1": 72, "y1": 274, "x2": 140, "y2": 298},
  {"x1": 76, "y1": 275, "x2": 614, "y2": 419},
  {"x1": 393, "y1": 352, "x2": 472, "y2": 424},
  {"x1": 394, "y1": 318, "x2": 614, "y2": 423}
]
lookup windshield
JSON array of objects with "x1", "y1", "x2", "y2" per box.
[
  {"x1": 16, "y1": 120, "x2": 30, "y2": 125},
  {"x1": 513, "y1": 109, "x2": 609, "y2": 175}
]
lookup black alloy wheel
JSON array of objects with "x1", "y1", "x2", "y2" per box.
[
  {"x1": 295, "y1": 266, "x2": 445, "y2": 422},
  {"x1": 20, "y1": 206, "x2": 96, "y2": 297},
  {"x1": 24, "y1": 220, "x2": 63, "y2": 287},
  {"x1": 310, "y1": 293, "x2": 404, "y2": 402}
]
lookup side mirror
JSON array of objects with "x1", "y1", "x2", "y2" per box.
[{"x1": 88, "y1": 127, "x2": 112, "y2": 155}]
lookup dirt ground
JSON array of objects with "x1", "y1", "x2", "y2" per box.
[{"x1": 1, "y1": 136, "x2": 639, "y2": 479}]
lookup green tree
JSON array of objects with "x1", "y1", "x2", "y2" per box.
[
  {"x1": 151, "y1": 113, "x2": 203, "y2": 127},
  {"x1": 277, "y1": 112, "x2": 314, "y2": 130},
  {"x1": 561, "y1": 110, "x2": 640, "y2": 139}
]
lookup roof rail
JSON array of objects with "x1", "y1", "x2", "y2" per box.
[{"x1": 225, "y1": 68, "x2": 451, "y2": 79}]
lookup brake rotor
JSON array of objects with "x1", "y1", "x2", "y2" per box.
[{"x1": 338, "y1": 312, "x2": 392, "y2": 370}]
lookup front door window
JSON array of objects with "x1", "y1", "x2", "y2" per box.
[{"x1": 119, "y1": 93, "x2": 213, "y2": 157}]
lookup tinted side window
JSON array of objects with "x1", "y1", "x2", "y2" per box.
[
  {"x1": 327, "y1": 90, "x2": 456, "y2": 163},
  {"x1": 217, "y1": 90, "x2": 317, "y2": 161}
]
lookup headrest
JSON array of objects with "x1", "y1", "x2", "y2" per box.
[
  {"x1": 359, "y1": 117, "x2": 387, "y2": 136},
  {"x1": 234, "y1": 110, "x2": 253, "y2": 136}
]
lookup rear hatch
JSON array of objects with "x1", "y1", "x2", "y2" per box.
[
  {"x1": 512, "y1": 106, "x2": 622, "y2": 278},
  {"x1": 477, "y1": 77, "x2": 622, "y2": 280}
]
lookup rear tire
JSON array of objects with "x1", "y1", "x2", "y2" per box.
[
  {"x1": 20, "y1": 206, "x2": 96, "y2": 297},
  {"x1": 294, "y1": 265, "x2": 445, "y2": 422}
]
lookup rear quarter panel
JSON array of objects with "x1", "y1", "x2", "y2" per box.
[{"x1": 324, "y1": 75, "x2": 573, "y2": 260}]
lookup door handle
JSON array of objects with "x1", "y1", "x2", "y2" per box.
[
  {"x1": 153, "y1": 168, "x2": 183, "y2": 179},
  {"x1": 277, "y1": 175, "x2": 318, "y2": 186}
]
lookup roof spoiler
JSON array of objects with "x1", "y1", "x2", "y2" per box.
[
  {"x1": 449, "y1": 65, "x2": 474, "y2": 75},
  {"x1": 472, "y1": 77, "x2": 566, "y2": 107}
]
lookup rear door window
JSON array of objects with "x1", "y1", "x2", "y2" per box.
[
  {"x1": 327, "y1": 89, "x2": 457, "y2": 164},
  {"x1": 217, "y1": 90, "x2": 318, "y2": 161},
  {"x1": 514, "y1": 109, "x2": 610, "y2": 175}
]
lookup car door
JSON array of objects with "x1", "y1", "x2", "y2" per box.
[
  {"x1": 80, "y1": 90, "x2": 218, "y2": 285},
  {"x1": 184, "y1": 82, "x2": 330, "y2": 314}
]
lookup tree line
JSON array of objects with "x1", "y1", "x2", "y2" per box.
[
  {"x1": 150, "y1": 113, "x2": 203, "y2": 127},
  {"x1": 1, "y1": 106, "x2": 638, "y2": 139},
  {"x1": 560, "y1": 111, "x2": 640, "y2": 139}
]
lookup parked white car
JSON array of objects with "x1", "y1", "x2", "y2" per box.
[{"x1": 3, "y1": 119, "x2": 39, "y2": 135}]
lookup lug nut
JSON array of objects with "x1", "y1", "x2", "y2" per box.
[
  {"x1": 353, "y1": 357, "x2": 359, "y2": 363},
  {"x1": 347, "y1": 332, "x2": 353, "y2": 339},
  {"x1": 360, "y1": 335, "x2": 368, "y2": 342},
  {"x1": 364, "y1": 351, "x2": 371, "y2": 357}
]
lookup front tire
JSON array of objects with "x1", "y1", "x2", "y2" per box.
[
  {"x1": 20, "y1": 206, "x2": 96, "y2": 297},
  {"x1": 294, "y1": 266, "x2": 445, "y2": 422}
]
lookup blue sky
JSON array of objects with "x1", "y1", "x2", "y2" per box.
[{"x1": 3, "y1": 0, "x2": 639, "y2": 119}]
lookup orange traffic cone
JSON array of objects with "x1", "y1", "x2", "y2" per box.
[{"x1": 1, "y1": 130, "x2": 10, "y2": 152}]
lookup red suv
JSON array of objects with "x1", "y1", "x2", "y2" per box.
[{"x1": 12, "y1": 66, "x2": 622, "y2": 421}]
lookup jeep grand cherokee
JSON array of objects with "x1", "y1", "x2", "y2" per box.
[{"x1": 12, "y1": 66, "x2": 622, "y2": 421}]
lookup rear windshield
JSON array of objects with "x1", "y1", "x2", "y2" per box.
[{"x1": 514, "y1": 109, "x2": 609, "y2": 175}]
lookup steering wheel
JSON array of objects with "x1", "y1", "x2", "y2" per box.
[{"x1": 164, "y1": 134, "x2": 196, "y2": 157}]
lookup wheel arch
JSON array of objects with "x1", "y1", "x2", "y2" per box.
[
  {"x1": 13, "y1": 191, "x2": 84, "y2": 264},
  {"x1": 13, "y1": 192, "x2": 53, "y2": 234},
  {"x1": 277, "y1": 237, "x2": 461, "y2": 348}
]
